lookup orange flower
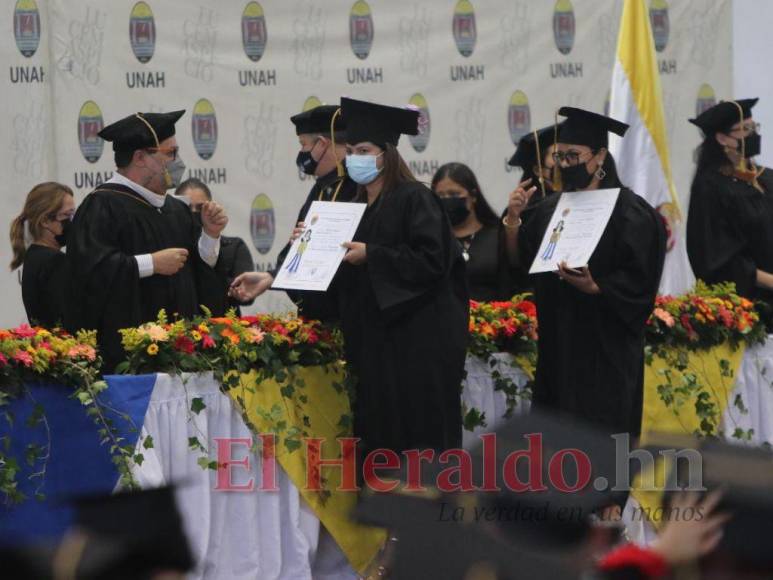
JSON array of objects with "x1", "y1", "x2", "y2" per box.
[
  {"x1": 221, "y1": 328, "x2": 240, "y2": 345},
  {"x1": 210, "y1": 317, "x2": 234, "y2": 326}
]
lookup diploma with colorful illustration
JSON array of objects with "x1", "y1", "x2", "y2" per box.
[
  {"x1": 272, "y1": 201, "x2": 367, "y2": 291},
  {"x1": 529, "y1": 188, "x2": 620, "y2": 274}
]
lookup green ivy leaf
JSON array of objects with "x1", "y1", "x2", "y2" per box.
[
  {"x1": 142, "y1": 435, "x2": 154, "y2": 450},
  {"x1": 191, "y1": 397, "x2": 206, "y2": 415}
]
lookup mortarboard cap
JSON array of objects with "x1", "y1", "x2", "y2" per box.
[
  {"x1": 340, "y1": 97, "x2": 419, "y2": 148},
  {"x1": 98, "y1": 110, "x2": 185, "y2": 153},
  {"x1": 644, "y1": 433, "x2": 773, "y2": 572},
  {"x1": 509, "y1": 124, "x2": 562, "y2": 169},
  {"x1": 557, "y1": 107, "x2": 629, "y2": 150},
  {"x1": 356, "y1": 491, "x2": 582, "y2": 580},
  {"x1": 290, "y1": 105, "x2": 346, "y2": 136},
  {"x1": 689, "y1": 98, "x2": 758, "y2": 135},
  {"x1": 72, "y1": 485, "x2": 194, "y2": 574}
]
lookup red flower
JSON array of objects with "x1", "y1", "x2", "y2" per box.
[
  {"x1": 174, "y1": 335, "x2": 195, "y2": 354},
  {"x1": 501, "y1": 319, "x2": 517, "y2": 337},
  {"x1": 306, "y1": 330, "x2": 319, "y2": 344},
  {"x1": 680, "y1": 314, "x2": 698, "y2": 340},
  {"x1": 202, "y1": 334, "x2": 216, "y2": 349},
  {"x1": 0, "y1": 353, "x2": 8, "y2": 367},
  {"x1": 13, "y1": 324, "x2": 37, "y2": 339},
  {"x1": 515, "y1": 301, "x2": 537, "y2": 319},
  {"x1": 13, "y1": 350, "x2": 33, "y2": 367}
]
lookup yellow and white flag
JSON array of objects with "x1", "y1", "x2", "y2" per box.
[{"x1": 608, "y1": 0, "x2": 694, "y2": 294}]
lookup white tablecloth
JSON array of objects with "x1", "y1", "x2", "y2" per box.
[
  {"x1": 461, "y1": 352, "x2": 531, "y2": 448},
  {"x1": 129, "y1": 373, "x2": 356, "y2": 580}
]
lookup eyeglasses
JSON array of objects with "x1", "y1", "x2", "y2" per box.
[
  {"x1": 730, "y1": 122, "x2": 761, "y2": 135},
  {"x1": 552, "y1": 150, "x2": 593, "y2": 165},
  {"x1": 147, "y1": 146, "x2": 179, "y2": 160}
]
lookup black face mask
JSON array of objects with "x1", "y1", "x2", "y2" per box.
[
  {"x1": 739, "y1": 132, "x2": 762, "y2": 159},
  {"x1": 55, "y1": 219, "x2": 71, "y2": 247},
  {"x1": 560, "y1": 163, "x2": 595, "y2": 192},
  {"x1": 296, "y1": 150, "x2": 319, "y2": 175},
  {"x1": 440, "y1": 197, "x2": 471, "y2": 226}
]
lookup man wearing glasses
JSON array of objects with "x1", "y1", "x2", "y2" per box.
[{"x1": 66, "y1": 110, "x2": 229, "y2": 371}]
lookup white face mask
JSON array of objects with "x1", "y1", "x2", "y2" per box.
[{"x1": 346, "y1": 153, "x2": 383, "y2": 184}]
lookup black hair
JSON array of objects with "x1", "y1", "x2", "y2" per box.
[
  {"x1": 431, "y1": 162, "x2": 499, "y2": 227},
  {"x1": 597, "y1": 152, "x2": 624, "y2": 189},
  {"x1": 115, "y1": 149, "x2": 134, "y2": 169},
  {"x1": 175, "y1": 177, "x2": 212, "y2": 200},
  {"x1": 694, "y1": 134, "x2": 732, "y2": 174}
]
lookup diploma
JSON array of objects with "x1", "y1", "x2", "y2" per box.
[
  {"x1": 271, "y1": 201, "x2": 367, "y2": 291},
  {"x1": 529, "y1": 188, "x2": 620, "y2": 274}
]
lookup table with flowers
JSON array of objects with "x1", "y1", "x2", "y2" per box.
[{"x1": 1, "y1": 283, "x2": 771, "y2": 578}]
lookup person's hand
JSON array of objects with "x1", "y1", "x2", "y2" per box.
[
  {"x1": 229, "y1": 271, "x2": 274, "y2": 302},
  {"x1": 342, "y1": 241, "x2": 367, "y2": 265},
  {"x1": 507, "y1": 178, "x2": 538, "y2": 221},
  {"x1": 152, "y1": 248, "x2": 189, "y2": 276},
  {"x1": 290, "y1": 222, "x2": 306, "y2": 243},
  {"x1": 652, "y1": 491, "x2": 731, "y2": 566},
  {"x1": 557, "y1": 262, "x2": 600, "y2": 295},
  {"x1": 200, "y1": 201, "x2": 228, "y2": 238}
]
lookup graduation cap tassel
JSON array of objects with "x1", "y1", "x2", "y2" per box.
[
  {"x1": 533, "y1": 128, "x2": 547, "y2": 198},
  {"x1": 328, "y1": 107, "x2": 346, "y2": 202},
  {"x1": 552, "y1": 111, "x2": 563, "y2": 192},
  {"x1": 731, "y1": 100, "x2": 748, "y2": 173}
]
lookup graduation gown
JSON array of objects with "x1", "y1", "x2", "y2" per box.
[
  {"x1": 215, "y1": 235, "x2": 255, "y2": 315},
  {"x1": 338, "y1": 181, "x2": 469, "y2": 457},
  {"x1": 66, "y1": 184, "x2": 228, "y2": 371},
  {"x1": 461, "y1": 223, "x2": 521, "y2": 302},
  {"x1": 687, "y1": 167, "x2": 773, "y2": 326},
  {"x1": 21, "y1": 244, "x2": 69, "y2": 327},
  {"x1": 519, "y1": 186, "x2": 666, "y2": 436},
  {"x1": 272, "y1": 169, "x2": 358, "y2": 324}
]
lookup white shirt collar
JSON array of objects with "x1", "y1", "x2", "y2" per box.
[{"x1": 106, "y1": 172, "x2": 166, "y2": 209}]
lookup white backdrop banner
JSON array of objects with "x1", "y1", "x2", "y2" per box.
[{"x1": 1, "y1": 0, "x2": 733, "y2": 326}]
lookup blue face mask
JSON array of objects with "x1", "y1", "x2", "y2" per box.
[{"x1": 346, "y1": 153, "x2": 383, "y2": 185}]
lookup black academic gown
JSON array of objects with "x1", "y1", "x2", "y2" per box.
[
  {"x1": 687, "y1": 167, "x2": 773, "y2": 327},
  {"x1": 461, "y1": 224, "x2": 519, "y2": 302},
  {"x1": 272, "y1": 170, "x2": 358, "y2": 324},
  {"x1": 338, "y1": 181, "x2": 469, "y2": 459},
  {"x1": 519, "y1": 185, "x2": 666, "y2": 437},
  {"x1": 21, "y1": 244, "x2": 69, "y2": 328},
  {"x1": 66, "y1": 184, "x2": 228, "y2": 371},
  {"x1": 216, "y1": 235, "x2": 255, "y2": 316}
]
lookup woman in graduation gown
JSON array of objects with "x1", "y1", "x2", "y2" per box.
[
  {"x1": 337, "y1": 97, "x2": 468, "y2": 459},
  {"x1": 9, "y1": 182, "x2": 75, "y2": 327},
  {"x1": 686, "y1": 98, "x2": 773, "y2": 330},
  {"x1": 431, "y1": 163, "x2": 517, "y2": 301},
  {"x1": 506, "y1": 107, "x2": 666, "y2": 437}
]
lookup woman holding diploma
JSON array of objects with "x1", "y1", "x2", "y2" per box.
[
  {"x1": 505, "y1": 107, "x2": 666, "y2": 437},
  {"x1": 232, "y1": 98, "x2": 468, "y2": 462}
]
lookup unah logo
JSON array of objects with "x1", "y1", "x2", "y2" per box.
[
  {"x1": 129, "y1": 2, "x2": 155, "y2": 64},
  {"x1": 77, "y1": 101, "x2": 104, "y2": 164},
  {"x1": 508, "y1": 90, "x2": 531, "y2": 146},
  {"x1": 13, "y1": 0, "x2": 41, "y2": 58},
  {"x1": 553, "y1": 0, "x2": 575, "y2": 56},
  {"x1": 452, "y1": 0, "x2": 476, "y2": 58},
  {"x1": 695, "y1": 84, "x2": 716, "y2": 117},
  {"x1": 302, "y1": 96, "x2": 322, "y2": 112},
  {"x1": 649, "y1": 0, "x2": 669, "y2": 53},
  {"x1": 242, "y1": 2, "x2": 267, "y2": 62},
  {"x1": 408, "y1": 93, "x2": 430, "y2": 153},
  {"x1": 250, "y1": 193, "x2": 275, "y2": 255},
  {"x1": 350, "y1": 0, "x2": 374, "y2": 60},
  {"x1": 192, "y1": 99, "x2": 218, "y2": 160}
]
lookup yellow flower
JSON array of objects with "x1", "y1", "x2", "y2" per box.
[
  {"x1": 144, "y1": 324, "x2": 169, "y2": 342},
  {"x1": 147, "y1": 343, "x2": 159, "y2": 356},
  {"x1": 285, "y1": 320, "x2": 300, "y2": 332},
  {"x1": 192, "y1": 331, "x2": 202, "y2": 341},
  {"x1": 198, "y1": 324, "x2": 210, "y2": 334}
]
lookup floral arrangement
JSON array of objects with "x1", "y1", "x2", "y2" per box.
[
  {"x1": 0, "y1": 325, "x2": 108, "y2": 504},
  {"x1": 468, "y1": 296, "x2": 538, "y2": 359},
  {"x1": 646, "y1": 281, "x2": 767, "y2": 352},
  {"x1": 465, "y1": 296, "x2": 538, "y2": 431},
  {"x1": 117, "y1": 309, "x2": 343, "y2": 386}
]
